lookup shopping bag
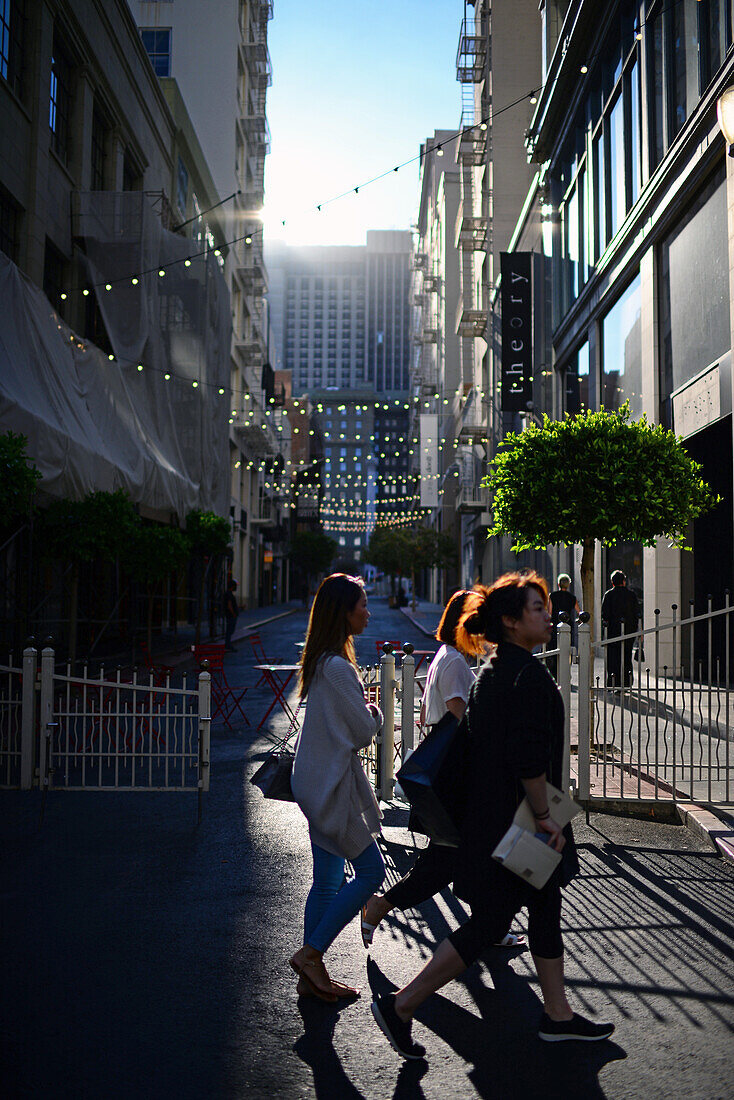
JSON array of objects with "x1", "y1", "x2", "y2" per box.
[
  {"x1": 492, "y1": 782, "x2": 581, "y2": 889},
  {"x1": 250, "y1": 750, "x2": 295, "y2": 801},
  {"x1": 396, "y1": 712, "x2": 465, "y2": 847}
]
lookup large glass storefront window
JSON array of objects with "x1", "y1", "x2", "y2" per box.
[
  {"x1": 659, "y1": 164, "x2": 730, "y2": 412},
  {"x1": 602, "y1": 274, "x2": 641, "y2": 415},
  {"x1": 565, "y1": 340, "x2": 590, "y2": 415},
  {"x1": 648, "y1": 0, "x2": 733, "y2": 171}
]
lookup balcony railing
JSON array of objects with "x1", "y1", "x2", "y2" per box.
[
  {"x1": 456, "y1": 213, "x2": 488, "y2": 251},
  {"x1": 456, "y1": 18, "x2": 488, "y2": 83},
  {"x1": 456, "y1": 482, "x2": 486, "y2": 512}
]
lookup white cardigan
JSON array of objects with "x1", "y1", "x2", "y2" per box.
[{"x1": 291, "y1": 654, "x2": 383, "y2": 859}]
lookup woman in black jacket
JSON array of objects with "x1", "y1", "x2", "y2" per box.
[{"x1": 371, "y1": 571, "x2": 615, "y2": 1060}]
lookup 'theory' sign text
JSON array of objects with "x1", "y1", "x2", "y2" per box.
[{"x1": 500, "y1": 252, "x2": 533, "y2": 413}]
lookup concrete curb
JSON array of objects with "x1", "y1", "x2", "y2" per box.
[
  {"x1": 232, "y1": 607, "x2": 299, "y2": 642},
  {"x1": 677, "y1": 802, "x2": 734, "y2": 865},
  {"x1": 398, "y1": 605, "x2": 437, "y2": 638}
]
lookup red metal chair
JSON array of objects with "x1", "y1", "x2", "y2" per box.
[
  {"x1": 248, "y1": 634, "x2": 270, "y2": 686},
  {"x1": 192, "y1": 643, "x2": 250, "y2": 729},
  {"x1": 137, "y1": 640, "x2": 173, "y2": 686}
]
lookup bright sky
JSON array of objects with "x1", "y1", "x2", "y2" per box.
[{"x1": 263, "y1": 0, "x2": 467, "y2": 247}]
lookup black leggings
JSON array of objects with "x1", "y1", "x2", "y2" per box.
[
  {"x1": 449, "y1": 881, "x2": 563, "y2": 965},
  {"x1": 384, "y1": 842, "x2": 455, "y2": 911}
]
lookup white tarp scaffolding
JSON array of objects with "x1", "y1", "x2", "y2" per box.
[{"x1": 0, "y1": 191, "x2": 231, "y2": 519}]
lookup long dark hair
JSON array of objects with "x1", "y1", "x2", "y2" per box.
[
  {"x1": 456, "y1": 571, "x2": 549, "y2": 652},
  {"x1": 299, "y1": 573, "x2": 365, "y2": 697}
]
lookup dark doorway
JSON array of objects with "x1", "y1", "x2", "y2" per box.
[{"x1": 681, "y1": 414, "x2": 733, "y2": 678}]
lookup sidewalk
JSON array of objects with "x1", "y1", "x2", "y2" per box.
[{"x1": 400, "y1": 600, "x2": 444, "y2": 638}]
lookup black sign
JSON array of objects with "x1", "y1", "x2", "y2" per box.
[{"x1": 500, "y1": 252, "x2": 533, "y2": 413}]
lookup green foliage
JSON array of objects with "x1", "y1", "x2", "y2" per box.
[
  {"x1": 186, "y1": 510, "x2": 232, "y2": 557},
  {"x1": 484, "y1": 405, "x2": 720, "y2": 551},
  {"x1": 37, "y1": 490, "x2": 139, "y2": 564},
  {"x1": 122, "y1": 525, "x2": 190, "y2": 586},
  {"x1": 368, "y1": 526, "x2": 458, "y2": 573},
  {"x1": 0, "y1": 431, "x2": 42, "y2": 529},
  {"x1": 367, "y1": 527, "x2": 408, "y2": 577},
  {"x1": 287, "y1": 530, "x2": 337, "y2": 578}
]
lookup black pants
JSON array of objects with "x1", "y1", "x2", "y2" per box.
[
  {"x1": 606, "y1": 636, "x2": 635, "y2": 687},
  {"x1": 224, "y1": 614, "x2": 237, "y2": 648},
  {"x1": 384, "y1": 842, "x2": 456, "y2": 910},
  {"x1": 449, "y1": 881, "x2": 563, "y2": 965}
]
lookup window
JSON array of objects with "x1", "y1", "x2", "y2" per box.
[
  {"x1": 177, "y1": 157, "x2": 188, "y2": 214},
  {"x1": 647, "y1": 0, "x2": 722, "y2": 170},
  {"x1": 565, "y1": 341, "x2": 590, "y2": 415},
  {"x1": 660, "y1": 165, "x2": 730, "y2": 411},
  {"x1": 0, "y1": 185, "x2": 21, "y2": 263},
  {"x1": 123, "y1": 154, "x2": 140, "y2": 191},
  {"x1": 140, "y1": 28, "x2": 171, "y2": 77},
  {"x1": 602, "y1": 274, "x2": 641, "y2": 416},
  {"x1": 43, "y1": 239, "x2": 67, "y2": 314},
  {"x1": 91, "y1": 106, "x2": 107, "y2": 190},
  {"x1": 49, "y1": 30, "x2": 72, "y2": 163},
  {"x1": 0, "y1": 0, "x2": 25, "y2": 99}
]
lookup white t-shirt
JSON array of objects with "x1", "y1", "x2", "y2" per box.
[{"x1": 423, "y1": 644, "x2": 476, "y2": 727}]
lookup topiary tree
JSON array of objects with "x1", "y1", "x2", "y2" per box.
[
  {"x1": 185, "y1": 510, "x2": 232, "y2": 644},
  {"x1": 287, "y1": 530, "x2": 337, "y2": 600},
  {"x1": 484, "y1": 404, "x2": 720, "y2": 632},
  {"x1": 122, "y1": 525, "x2": 191, "y2": 655},
  {"x1": 0, "y1": 431, "x2": 42, "y2": 537}
]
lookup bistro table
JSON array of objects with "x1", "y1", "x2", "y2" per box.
[{"x1": 255, "y1": 664, "x2": 300, "y2": 729}]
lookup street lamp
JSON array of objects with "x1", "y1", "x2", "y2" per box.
[{"x1": 716, "y1": 86, "x2": 734, "y2": 156}]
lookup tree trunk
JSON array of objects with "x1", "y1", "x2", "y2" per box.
[
  {"x1": 580, "y1": 538, "x2": 595, "y2": 636},
  {"x1": 411, "y1": 565, "x2": 417, "y2": 611},
  {"x1": 147, "y1": 583, "x2": 154, "y2": 656},
  {"x1": 580, "y1": 537, "x2": 597, "y2": 751},
  {"x1": 195, "y1": 558, "x2": 206, "y2": 647},
  {"x1": 68, "y1": 561, "x2": 79, "y2": 668}
]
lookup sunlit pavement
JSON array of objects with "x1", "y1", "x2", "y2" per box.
[{"x1": 1, "y1": 598, "x2": 733, "y2": 1099}]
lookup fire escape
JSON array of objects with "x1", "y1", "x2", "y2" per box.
[{"x1": 454, "y1": 7, "x2": 490, "y2": 516}]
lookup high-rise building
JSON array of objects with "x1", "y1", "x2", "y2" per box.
[
  {"x1": 267, "y1": 231, "x2": 413, "y2": 559},
  {"x1": 132, "y1": 0, "x2": 288, "y2": 608}
]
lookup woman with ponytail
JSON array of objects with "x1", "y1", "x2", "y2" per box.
[
  {"x1": 371, "y1": 572, "x2": 614, "y2": 1060},
  {"x1": 289, "y1": 574, "x2": 385, "y2": 1003},
  {"x1": 359, "y1": 589, "x2": 523, "y2": 951}
]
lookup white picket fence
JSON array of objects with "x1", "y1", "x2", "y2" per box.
[{"x1": 0, "y1": 645, "x2": 211, "y2": 817}]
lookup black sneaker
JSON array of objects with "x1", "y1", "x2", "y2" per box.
[
  {"x1": 539, "y1": 1012, "x2": 615, "y2": 1042},
  {"x1": 371, "y1": 994, "x2": 426, "y2": 1060}
]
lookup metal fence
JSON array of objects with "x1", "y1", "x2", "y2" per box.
[
  {"x1": 0, "y1": 644, "x2": 210, "y2": 816},
  {"x1": 366, "y1": 598, "x2": 732, "y2": 812},
  {"x1": 578, "y1": 595, "x2": 733, "y2": 807}
]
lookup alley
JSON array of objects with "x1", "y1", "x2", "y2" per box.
[{"x1": 1, "y1": 601, "x2": 734, "y2": 1100}]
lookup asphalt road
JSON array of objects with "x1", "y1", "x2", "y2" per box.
[{"x1": 2, "y1": 599, "x2": 734, "y2": 1099}]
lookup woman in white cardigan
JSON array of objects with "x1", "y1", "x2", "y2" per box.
[{"x1": 289, "y1": 574, "x2": 385, "y2": 1002}]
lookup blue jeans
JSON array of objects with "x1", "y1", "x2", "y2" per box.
[{"x1": 304, "y1": 839, "x2": 385, "y2": 953}]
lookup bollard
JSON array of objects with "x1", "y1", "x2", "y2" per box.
[
  {"x1": 400, "y1": 643, "x2": 415, "y2": 756},
  {"x1": 378, "y1": 644, "x2": 396, "y2": 802}
]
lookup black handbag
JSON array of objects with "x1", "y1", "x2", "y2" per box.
[
  {"x1": 250, "y1": 750, "x2": 295, "y2": 802},
  {"x1": 396, "y1": 712, "x2": 466, "y2": 847}
]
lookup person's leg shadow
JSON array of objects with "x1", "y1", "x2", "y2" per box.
[
  {"x1": 367, "y1": 954, "x2": 626, "y2": 1100},
  {"x1": 293, "y1": 996, "x2": 366, "y2": 1100}
]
